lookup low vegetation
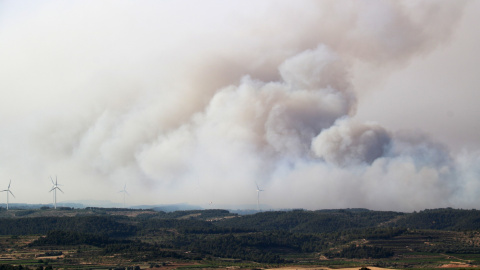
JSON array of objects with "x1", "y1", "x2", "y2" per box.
[{"x1": 0, "y1": 207, "x2": 479, "y2": 269}]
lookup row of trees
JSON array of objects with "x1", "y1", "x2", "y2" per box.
[
  {"x1": 325, "y1": 245, "x2": 394, "y2": 259},
  {"x1": 215, "y1": 209, "x2": 403, "y2": 233},
  {"x1": 0, "y1": 265, "x2": 53, "y2": 270},
  {"x1": 392, "y1": 208, "x2": 480, "y2": 230},
  {"x1": 0, "y1": 216, "x2": 135, "y2": 236},
  {"x1": 2, "y1": 208, "x2": 480, "y2": 235}
]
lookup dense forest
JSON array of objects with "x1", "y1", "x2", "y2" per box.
[
  {"x1": 0, "y1": 207, "x2": 479, "y2": 268},
  {"x1": 215, "y1": 209, "x2": 403, "y2": 232}
]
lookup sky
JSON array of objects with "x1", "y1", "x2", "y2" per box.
[{"x1": 0, "y1": 0, "x2": 479, "y2": 211}]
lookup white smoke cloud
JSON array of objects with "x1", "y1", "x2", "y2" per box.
[
  {"x1": 312, "y1": 118, "x2": 391, "y2": 166},
  {"x1": 0, "y1": 0, "x2": 478, "y2": 211}
]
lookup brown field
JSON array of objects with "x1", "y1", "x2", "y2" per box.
[
  {"x1": 266, "y1": 267, "x2": 396, "y2": 270},
  {"x1": 440, "y1": 262, "x2": 476, "y2": 268}
]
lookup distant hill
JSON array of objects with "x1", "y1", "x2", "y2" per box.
[
  {"x1": 214, "y1": 208, "x2": 480, "y2": 232},
  {"x1": 391, "y1": 208, "x2": 480, "y2": 230},
  {"x1": 214, "y1": 208, "x2": 403, "y2": 233},
  {"x1": 1, "y1": 206, "x2": 480, "y2": 232},
  {"x1": 135, "y1": 203, "x2": 203, "y2": 212},
  {"x1": 1, "y1": 201, "x2": 206, "y2": 211}
]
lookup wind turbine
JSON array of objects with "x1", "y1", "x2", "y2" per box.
[
  {"x1": 256, "y1": 182, "x2": 264, "y2": 211},
  {"x1": 1, "y1": 180, "x2": 15, "y2": 210},
  {"x1": 49, "y1": 176, "x2": 63, "y2": 209},
  {"x1": 118, "y1": 184, "x2": 128, "y2": 208}
]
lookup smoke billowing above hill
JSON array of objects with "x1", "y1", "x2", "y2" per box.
[{"x1": 0, "y1": 0, "x2": 479, "y2": 211}]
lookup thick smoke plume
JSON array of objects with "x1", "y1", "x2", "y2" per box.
[
  {"x1": 312, "y1": 119, "x2": 391, "y2": 166},
  {"x1": 0, "y1": 0, "x2": 478, "y2": 211}
]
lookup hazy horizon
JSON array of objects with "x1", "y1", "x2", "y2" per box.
[{"x1": 1, "y1": 1, "x2": 480, "y2": 212}]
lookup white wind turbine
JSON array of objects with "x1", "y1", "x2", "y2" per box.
[
  {"x1": 118, "y1": 184, "x2": 129, "y2": 208},
  {"x1": 1, "y1": 180, "x2": 15, "y2": 210},
  {"x1": 49, "y1": 176, "x2": 64, "y2": 209},
  {"x1": 256, "y1": 182, "x2": 264, "y2": 211}
]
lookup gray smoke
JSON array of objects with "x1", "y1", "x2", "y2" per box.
[
  {"x1": 0, "y1": 0, "x2": 478, "y2": 211},
  {"x1": 312, "y1": 119, "x2": 391, "y2": 166}
]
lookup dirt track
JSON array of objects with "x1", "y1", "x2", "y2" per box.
[{"x1": 265, "y1": 267, "x2": 397, "y2": 270}]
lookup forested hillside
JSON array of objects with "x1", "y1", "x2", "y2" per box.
[
  {"x1": 392, "y1": 208, "x2": 480, "y2": 230},
  {"x1": 0, "y1": 216, "x2": 136, "y2": 236},
  {"x1": 214, "y1": 209, "x2": 403, "y2": 232},
  {"x1": 0, "y1": 207, "x2": 479, "y2": 269}
]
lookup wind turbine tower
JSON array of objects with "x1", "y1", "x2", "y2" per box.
[
  {"x1": 119, "y1": 184, "x2": 129, "y2": 208},
  {"x1": 256, "y1": 182, "x2": 264, "y2": 211},
  {"x1": 49, "y1": 176, "x2": 64, "y2": 209},
  {"x1": 2, "y1": 180, "x2": 15, "y2": 210}
]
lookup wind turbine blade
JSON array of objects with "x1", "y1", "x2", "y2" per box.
[
  {"x1": 57, "y1": 187, "x2": 64, "y2": 193},
  {"x1": 49, "y1": 187, "x2": 56, "y2": 192},
  {"x1": 50, "y1": 176, "x2": 55, "y2": 185},
  {"x1": 56, "y1": 175, "x2": 58, "y2": 185},
  {"x1": 8, "y1": 190, "x2": 14, "y2": 198},
  {"x1": 8, "y1": 180, "x2": 11, "y2": 189}
]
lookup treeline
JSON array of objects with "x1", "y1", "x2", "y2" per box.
[
  {"x1": 357, "y1": 227, "x2": 407, "y2": 240},
  {"x1": 3, "y1": 208, "x2": 479, "y2": 235},
  {"x1": 102, "y1": 242, "x2": 184, "y2": 261},
  {"x1": 0, "y1": 265, "x2": 34, "y2": 270},
  {"x1": 168, "y1": 228, "x2": 402, "y2": 262},
  {"x1": 326, "y1": 244, "x2": 394, "y2": 259},
  {"x1": 30, "y1": 230, "x2": 110, "y2": 247},
  {"x1": 29, "y1": 227, "x2": 332, "y2": 263},
  {"x1": 30, "y1": 231, "x2": 188, "y2": 262},
  {"x1": 0, "y1": 265, "x2": 55, "y2": 270},
  {"x1": 174, "y1": 233, "x2": 284, "y2": 263},
  {"x1": 214, "y1": 208, "x2": 480, "y2": 232},
  {"x1": 0, "y1": 216, "x2": 135, "y2": 237},
  {"x1": 137, "y1": 218, "x2": 252, "y2": 234},
  {"x1": 392, "y1": 208, "x2": 480, "y2": 230},
  {"x1": 154, "y1": 209, "x2": 234, "y2": 220},
  {"x1": 214, "y1": 209, "x2": 402, "y2": 233}
]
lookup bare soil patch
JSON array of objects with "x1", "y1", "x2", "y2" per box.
[
  {"x1": 266, "y1": 267, "x2": 397, "y2": 270},
  {"x1": 440, "y1": 262, "x2": 474, "y2": 268}
]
